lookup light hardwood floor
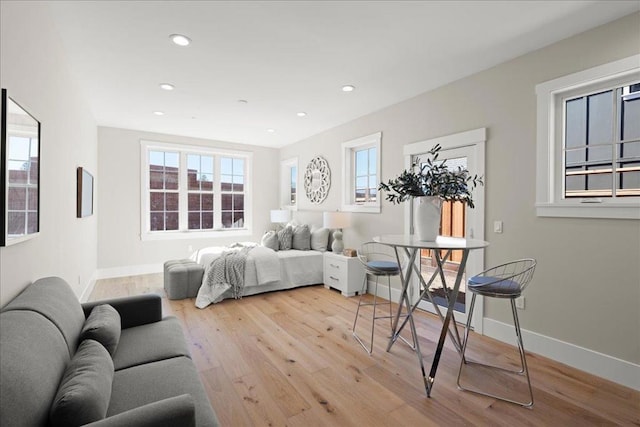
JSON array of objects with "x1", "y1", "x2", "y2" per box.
[{"x1": 90, "y1": 274, "x2": 640, "y2": 426}]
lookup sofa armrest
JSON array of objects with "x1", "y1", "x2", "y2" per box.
[
  {"x1": 83, "y1": 394, "x2": 196, "y2": 427},
  {"x1": 81, "y1": 294, "x2": 162, "y2": 329}
]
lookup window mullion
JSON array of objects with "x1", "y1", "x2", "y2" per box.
[
  {"x1": 178, "y1": 153, "x2": 188, "y2": 231},
  {"x1": 612, "y1": 89, "x2": 618, "y2": 198},
  {"x1": 214, "y1": 155, "x2": 221, "y2": 229}
]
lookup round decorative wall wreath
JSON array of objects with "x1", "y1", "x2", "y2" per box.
[{"x1": 304, "y1": 156, "x2": 331, "y2": 204}]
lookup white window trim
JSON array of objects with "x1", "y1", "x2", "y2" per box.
[
  {"x1": 341, "y1": 132, "x2": 382, "y2": 213},
  {"x1": 535, "y1": 55, "x2": 640, "y2": 220},
  {"x1": 280, "y1": 157, "x2": 298, "y2": 211},
  {"x1": 140, "y1": 140, "x2": 253, "y2": 241}
]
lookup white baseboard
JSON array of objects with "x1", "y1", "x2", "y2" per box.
[
  {"x1": 367, "y1": 282, "x2": 639, "y2": 391},
  {"x1": 483, "y1": 318, "x2": 640, "y2": 391},
  {"x1": 94, "y1": 263, "x2": 164, "y2": 280},
  {"x1": 79, "y1": 271, "x2": 99, "y2": 303},
  {"x1": 367, "y1": 279, "x2": 404, "y2": 303}
]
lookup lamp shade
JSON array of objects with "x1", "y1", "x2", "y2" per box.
[
  {"x1": 270, "y1": 209, "x2": 290, "y2": 223},
  {"x1": 323, "y1": 211, "x2": 351, "y2": 229}
]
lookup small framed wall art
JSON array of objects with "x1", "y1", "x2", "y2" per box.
[{"x1": 77, "y1": 167, "x2": 94, "y2": 218}]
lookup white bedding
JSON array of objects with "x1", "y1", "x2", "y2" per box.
[{"x1": 191, "y1": 245, "x2": 324, "y2": 302}]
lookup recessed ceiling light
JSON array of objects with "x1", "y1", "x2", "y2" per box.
[
  {"x1": 297, "y1": 112, "x2": 307, "y2": 117},
  {"x1": 267, "y1": 128, "x2": 275, "y2": 133},
  {"x1": 170, "y1": 34, "x2": 191, "y2": 46},
  {"x1": 153, "y1": 111, "x2": 164, "y2": 116},
  {"x1": 159, "y1": 83, "x2": 175, "y2": 91},
  {"x1": 342, "y1": 85, "x2": 355, "y2": 92}
]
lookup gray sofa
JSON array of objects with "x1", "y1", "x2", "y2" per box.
[{"x1": 0, "y1": 276, "x2": 219, "y2": 427}]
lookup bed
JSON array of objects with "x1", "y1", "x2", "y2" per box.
[{"x1": 190, "y1": 240, "x2": 326, "y2": 307}]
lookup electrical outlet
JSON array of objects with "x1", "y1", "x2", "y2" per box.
[
  {"x1": 494, "y1": 220, "x2": 503, "y2": 233},
  {"x1": 516, "y1": 297, "x2": 525, "y2": 310}
]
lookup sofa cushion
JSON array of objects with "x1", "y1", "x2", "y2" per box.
[
  {"x1": 277, "y1": 225, "x2": 293, "y2": 250},
  {"x1": 0, "y1": 310, "x2": 71, "y2": 427},
  {"x1": 108, "y1": 356, "x2": 219, "y2": 427},
  {"x1": 112, "y1": 316, "x2": 191, "y2": 371},
  {"x1": 2, "y1": 276, "x2": 85, "y2": 356},
  {"x1": 260, "y1": 230, "x2": 279, "y2": 251},
  {"x1": 84, "y1": 395, "x2": 197, "y2": 427},
  {"x1": 81, "y1": 304, "x2": 121, "y2": 356},
  {"x1": 50, "y1": 339, "x2": 114, "y2": 427},
  {"x1": 291, "y1": 224, "x2": 311, "y2": 250}
]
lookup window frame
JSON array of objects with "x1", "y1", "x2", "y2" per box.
[
  {"x1": 140, "y1": 140, "x2": 252, "y2": 241},
  {"x1": 279, "y1": 157, "x2": 298, "y2": 211},
  {"x1": 341, "y1": 132, "x2": 382, "y2": 213},
  {"x1": 535, "y1": 55, "x2": 640, "y2": 219}
]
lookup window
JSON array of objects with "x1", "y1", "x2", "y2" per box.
[
  {"x1": 536, "y1": 55, "x2": 640, "y2": 219},
  {"x1": 141, "y1": 140, "x2": 252, "y2": 240},
  {"x1": 280, "y1": 157, "x2": 298, "y2": 210},
  {"x1": 7, "y1": 135, "x2": 39, "y2": 236},
  {"x1": 355, "y1": 147, "x2": 377, "y2": 203},
  {"x1": 290, "y1": 165, "x2": 297, "y2": 205},
  {"x1": 220, "y1": 157, "x2": 245, "y2": 228},
  {"x1": 342, "y1": 132, "x2": 381, "y2": 213},
  {"x1": 564, "y1": 84, "x2": 639, "y2": 199},
  {"x1": 187, "y1": 154, "x2": 214, "y2": 230}
]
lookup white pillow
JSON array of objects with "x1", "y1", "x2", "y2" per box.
[
  {"x1": 261, "y1": 230, "x2": 279, "y2": 251},
  {"x1": 310, "y1": 226, "x2": 330, "y2": 252}
]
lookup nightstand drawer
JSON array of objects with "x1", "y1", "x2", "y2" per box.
[{"x1": 324, "y1": 257, "x2": 347, "y2": 287}]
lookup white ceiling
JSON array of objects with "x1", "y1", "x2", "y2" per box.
[{"x1": 47, "y1": 1, "x2": 639, "y2": 148}]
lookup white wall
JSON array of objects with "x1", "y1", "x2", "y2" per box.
[
  {"x1": 0, "y1": 2, "x2": 98, "y2": 306},
  {"x1": 281, "y1": 13, "x2": 640, "y2": 367},
  {"x1": 97, "y1": 127, "x2": 279, "y2": 272}
]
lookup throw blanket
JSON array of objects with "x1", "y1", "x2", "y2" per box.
[{"x1": 196, "y1": 246, "x2": 252, "y2": 309}]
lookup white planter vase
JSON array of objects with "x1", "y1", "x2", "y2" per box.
[{"x1": 413, "y1": 196, "x2": 442, "y2": 241}]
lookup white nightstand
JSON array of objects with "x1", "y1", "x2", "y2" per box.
[{"x1": 323, "y1": 251, "x2": 365, "y2": 297}]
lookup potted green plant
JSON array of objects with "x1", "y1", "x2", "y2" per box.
[{"x1": 378, "y1": 144, "x2": 483, "y2": 240}]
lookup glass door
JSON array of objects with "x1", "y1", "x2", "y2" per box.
[{"x1": 413, "y1": 145, "x2": 483, "y2": 328}]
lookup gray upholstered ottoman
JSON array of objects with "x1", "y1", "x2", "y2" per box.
[{"x1": 164, "y1": 259, "x2": 204, "y2": 300}]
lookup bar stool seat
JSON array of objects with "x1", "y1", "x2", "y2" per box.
[{"x1": 467, "y1": 276, "x2": 521, "y2": 297}]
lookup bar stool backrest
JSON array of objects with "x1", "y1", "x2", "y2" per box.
[
  {"x1": 469, "y1": 258, "x2": 536, "y2": 298},
  {"x1": 357, "y1": 242, "x2": 400, "y2": 277}
]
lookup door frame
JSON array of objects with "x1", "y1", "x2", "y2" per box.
[{"x1": 402, "y1": 128, "x2": 486, "y2": 333}]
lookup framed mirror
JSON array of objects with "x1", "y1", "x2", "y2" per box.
[
  {"x1": 1, "y1": 89, "x2": 40, "y2": 246},
  {"x1": 303, "y1": 156, "x2": 331, "y2": 204}
]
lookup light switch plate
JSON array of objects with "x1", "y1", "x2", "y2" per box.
[{"x1": 494, "y1": 221, "x2": 503, "y2": 233}]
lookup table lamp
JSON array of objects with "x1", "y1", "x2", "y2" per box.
[
  {"x1": 323, "y1": 211, "x2": 352, "y2": 253},
  {"x1": 270, "y1": 209, "x2": 291, "y2": 228}
]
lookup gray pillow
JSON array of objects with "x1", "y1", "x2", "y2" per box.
[
  {"x1": 80, "y1": 304, "x2": 121, "y2": 356},
  {"x1": 50, "y1": 339, "x2": 114, "y2": 427},
  {"x1": 277, "y1": 225, "x2": 293, "y2": 250},
  {"x1": 311, "y1": 227, "x2": 330, "y2": 252},
  {"x1": 261, "y1": 230, "x2": 279, "y2": 251},
  {"x1": 291, "y1": 224, "x2": 311, "y2": 250}
]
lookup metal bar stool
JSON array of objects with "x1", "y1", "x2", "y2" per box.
[
  {"x1": 352, "y1": 242, "x2": 413, "y2": 354},
  {"x1": 457, "y1": 258, "x2": 537, "y2": 407}
]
